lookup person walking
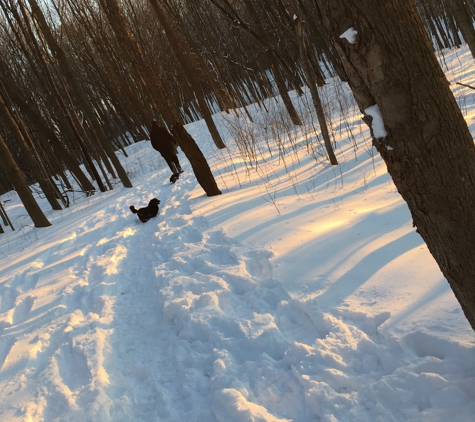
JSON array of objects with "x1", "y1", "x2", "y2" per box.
[{"x1": 149, "y1": 120, "x2": 183, "y2": 180}]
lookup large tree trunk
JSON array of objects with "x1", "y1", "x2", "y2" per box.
[
  {"x1": 316, "y1": 0, "x2": 475, "y2": 330},
  {"x1": 0, "y1": 133, "x2": 51, "y2": 227}
]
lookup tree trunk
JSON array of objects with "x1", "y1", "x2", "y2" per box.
[
  {"x1": 35, "y1": 49, "x2": 107, "y2": 192},
  {"x1": 270, "y1": 61, "x2": 303, "y2": 126},
  {"x1": 432, "y1": 15, "x2": 451, "y2": 49},
  {"x1": 148, "y1": 0, "x2": 226, "y2": 149},
  {"x1": 242, "y1": 0, "x2": 303, "y2": 125},
  {"x1": 0, "y1": 133, "x2": 51, "y2": 227},
  {"x1": 171, "y1": 124, "x2": 222, "y2": 197},
  {"x1": 0, "y1": 84, "x2": 63, "y2": 211},
  {"x1": 22, "y1": 115, "x2": 95, "y2": 193},
  {"x1": 450, "y1": 0, "x2": 475, "y2": 58},
  {"x1": 297, "y1": 19, "x2": 338, "y2": 165},
  {"x1": 316, "y1": 0, "x2": 475, "y2": 331},
  {"x1": 0, "y1": 202, "x2": 14, "y2": 231},
  {"x1": 446, "y1": 11, "x2": 463, "y2": 47},
  {"x1": 97, "y1": 0, "x2": 165, "y2": 116}
]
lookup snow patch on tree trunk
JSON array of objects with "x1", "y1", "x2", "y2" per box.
[
  {"x1": 365, "y1": 104, "x2": 388, "y2": 138},
  {"x1": 339, "y1": 27, "x2": 358, "y2": 44}
]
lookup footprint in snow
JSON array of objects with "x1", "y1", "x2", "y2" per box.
[
  {"x1": 245, "y1": 250, "x2": 274, "y2": 279},
  {"x1": 12, "y1": 295, "x2": 35, "y2": 325}
]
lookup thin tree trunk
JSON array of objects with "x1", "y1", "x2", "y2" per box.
[
  {"x1": 0, "y1": 202, "x2": 14, "y2": 231},
  {"x1": 0, "y1": 84, "x2": 62, "y2": 210},
  {"x1": 297, "y1": 18, "x2": 338, "y2": 165},
  {"x1": 12, "y1": 0, "x2": 106, "y2": 192},
  {"x1": 0, "y1": 80, "x2": 69, "y2": 207},
  {"x1": 451, "y1": 0, "x2": 475, "y2": 57},
  {"x1": 209, "y1": 0, "x2": 303, "y2": 125},
  {"x1": 5, "y1": 84, "x2": 95, "y2": 191},
  {"x1": 434, "y1": 15, "x2": 452, "y2": 48},
  {"x1": 420, "y1": 2, "x2": 445, "y2": 50},
  {"x1": 0, "y1": 133, "x2": 51, "y2": 227}
]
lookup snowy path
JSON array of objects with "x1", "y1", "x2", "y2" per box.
[{"x1": 1, "y1": 160, "x2": 474, "y2": 421}]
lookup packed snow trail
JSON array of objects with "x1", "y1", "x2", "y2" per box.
[{"x1": 1, "y1": 159, "x2": 473, "y2": 421}]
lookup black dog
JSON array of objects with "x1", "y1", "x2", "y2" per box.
[
  {"x1": 170, "y1": 173, "x2": 179, "y2": 184},
  {"x1": 130, "y1": 198, "x2": 160, "y2": 223}
]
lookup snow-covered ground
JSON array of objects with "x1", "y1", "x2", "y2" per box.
[{"x1": 0, "y1": 46, "x2": 475, "y2": 422}]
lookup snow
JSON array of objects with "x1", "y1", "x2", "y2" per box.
[
  {"x1": 365, "y1": 104, "x2": 388, "y2": 139},
  {"x1": 339, "y1": 27, "x2": 358, "y2": 44},
  {"x1": 0, "y1": 46, "x2": 475, "y2": 421}
]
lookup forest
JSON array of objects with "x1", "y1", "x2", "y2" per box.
[
  {"x1": 1, "y1": 2, "x2": 475, "y2": 419},
  {"x1": 3, "y1": 0, "x2": 475, "y2": 329},
  {"x1": 0, "y1": 0, "x2": 474, "y2": 227}
]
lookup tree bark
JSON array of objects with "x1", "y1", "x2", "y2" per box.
[{"x1": 316, "y1": 0, "x2": 475, "y2": 331}]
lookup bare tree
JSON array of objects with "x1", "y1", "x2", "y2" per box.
[
  {"x1": 296, "y1": 15, "x2": 338, "y2": 165},
  {"x1": 95, "y1": 0, "x2": 222, "y2": 196},
  {"x1": 148, "y1": 0, "x2": 226, "y2": 149},
  {"x1": 0, "y1": 84, "x2": 63, "y2": 210},
  {"x1": 0, "y1": 132, "x2": 51, "y2": 227},
  {"x1": 209, "y1": 0, "x2": 303, "y2": 126},
  {"x1": 26, "y1": 0, "x2": 133, "y2": 189},
  {"x1": 315, "y1": 0, "x2": 475, "y2": 330},
  {"x1": 449, "y1": 0, "x2": 475, "y2": 58}
]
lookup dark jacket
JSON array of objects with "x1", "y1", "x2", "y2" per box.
[{"x1": 150, "y1": 122, "x2": 178, "y2": 155}]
